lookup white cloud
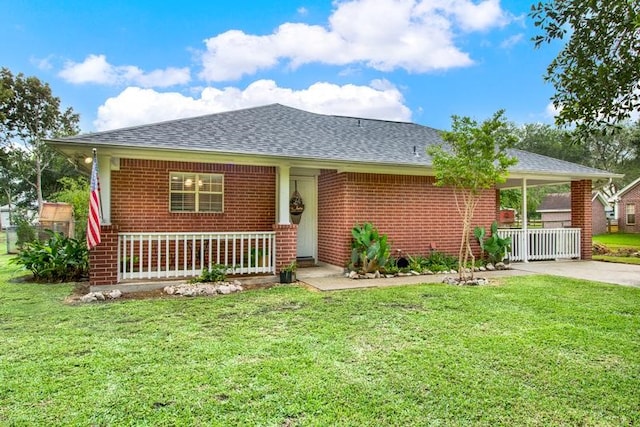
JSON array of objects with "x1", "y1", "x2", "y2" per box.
[
  {"x1": 30, "y1": 55, "x2": 54, "y2": 71},
  {"x1": 199, "y1": 0, "x2": 511, "y2": 81},
  {"x1": 500, "y1": 33, "x2": 524, "y2": 49},
  {"x1": 94, "y1": 79, "x2": 411, "y2": 130},
  {"x1": 59, "y1": 54, "x2": 190, "y2": 87},
  {"x1": 545, "y1": 102, "x2": 561, "y2": 119}
]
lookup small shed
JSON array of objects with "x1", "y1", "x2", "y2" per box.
[
  {"x1": 39, "y1": 202, "x2": 75, "y2": 238},
  {"x1": 0, "y1": 205, "x2": 11, "y2": 229},
  {"x1": 537, "y1": 192, "x2": 609, "y2": 235}
]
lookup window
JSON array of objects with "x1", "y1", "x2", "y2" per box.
[
  {"x1": 170, "y1": 172, "x2": 223, "y2": 212},
  {"x1": 626, "y1": 203, "x2": 635, "y2": 225}
]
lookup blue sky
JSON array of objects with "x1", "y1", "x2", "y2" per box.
[{"x1": 3, "y1": 0, "x2": 562, "y2": 133}]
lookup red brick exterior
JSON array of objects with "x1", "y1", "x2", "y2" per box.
[
  {"x1": 592, "y1": 199, "x2": 608, "y2": 235},
  {"x1": 273, "y1": 224, "x2": 297, "y2": 271},
  {"x1": 90, "y1": 159, "x2": 276, "y2": 286},
  {"x1": 617, "y1": 182, "x2": 640, "y2": 233},
  {"x1": 317, "y1": 170, "x2": 495, "y2": 266},
  {"x1": 571, "y1": 180, "x2": 592, "y2": 260},
  {"x1": 111, "y1": 159, "x2": 276, "y2": 232},
  {"x1": 89, "y1": 225, "x2": 119, "y2": 286}
]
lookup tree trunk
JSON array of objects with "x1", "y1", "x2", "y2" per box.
[{"x1": 35, "y1": 156, "x2": 43, "y2": 213}]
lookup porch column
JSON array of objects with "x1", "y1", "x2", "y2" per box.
[
  {"x1": 277, "y1": 165, "x2": 291, "y2": 225},
  {"x1": 521, "y1": 178, "x2": 529, "y2": 263},
  {"x1": 571, "y1": 180, "x2": 592, "y2": 260},
  {"x1": 89, "y1": 224, "x2": 119, "y2": 288},
  {"x1": 273, "y1": 223, "x2": 297, "y2": 272}
]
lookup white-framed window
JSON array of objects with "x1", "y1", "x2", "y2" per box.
[
  {"x1": 626, "y1": 204, "x2": 636, "y2": 225},
  {"x1": 170, "y1": 172, "x2": 223, "y2": 213}
]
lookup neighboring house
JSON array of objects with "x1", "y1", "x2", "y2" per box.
[
  {"x1": 612, "y1": 176, "x2": 640, "y2": 233},
  {"x1": 537, "y1": 192, "x2": 609, "y2": 235},
  {"x1": 47, "y1": 104, "x2": 618, "y2": 288}
]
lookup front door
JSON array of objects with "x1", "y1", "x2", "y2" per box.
[{"x1": 290, "y1": 176, "x2": 317, "y2": 260}]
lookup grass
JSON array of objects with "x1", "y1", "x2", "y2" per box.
[
  {"x1": 593, "y1": 233, "x2": 640, "y2": 264},
  {"x1": 1, "y1": 256, "x2": 639, "y2": 425},
  {"x1": 593, "y1": 232, "x2": 640, "y2": 249}
]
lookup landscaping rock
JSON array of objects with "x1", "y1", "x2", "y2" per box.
[
  {"x1": 164, "y1": 286, "x2": 176, "y2": 295},
  {"x1": 217, "y1": 285, "x2": 232, "y2": 295},
  {"x1": 410, "y1": 270, "x2": 421, "y2": 276},
  {"x1": 94, "y1": 292, "x2": 105, "y2": 301},
  {"x1": 442, "y1": 276, "x2": 489, "y2": 286},
  {"x1": 479, "y1": 266, "x2": 486, "y2": 272},
  {"x1": 364, "y1": 273, "x2": 376, "y2": 279},
  {"x1": 107, "y1": 289, "x2": 122, "y2": 299},
  {"x1": 348, "y1": 271, "x2": 359, "y2": 279},
  {"x1": 485, "y1": 263, "x2": 496, "y2": 271},
  {"x1": 80, "y1": 293, "x2": 97, "y2": 303},
  {"x1": 495, "y1": 262, "x2": 508, "y2": 270}
]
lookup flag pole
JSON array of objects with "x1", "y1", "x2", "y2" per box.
[{"x1": 93, "y1": 148, "x2": 104, "y2": 221}]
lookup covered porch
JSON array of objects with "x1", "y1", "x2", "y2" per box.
[{"x1": 496, "y1": 177, "x2": 595, "y2": 263}]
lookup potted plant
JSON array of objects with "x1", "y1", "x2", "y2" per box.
[{"x1": 279, "y1": 261, "x2": 297, "y2": 283}]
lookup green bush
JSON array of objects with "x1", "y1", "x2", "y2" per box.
[
  {"x1": 349, "y1": 223, "x2": 390, "y2": 273},
  {"x1": 189, "y1": 264, "x2": 228, "y2": 283},
  {"x1": 11, "y1": 231, "x2": 88, "y2": 282},
  {"x1": 474, "y1": 221, "x2": 512, "y2": 263}
]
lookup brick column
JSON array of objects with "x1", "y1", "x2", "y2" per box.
[
  {"x1": 273, "y1": 223, "x2": 297, "y2": 272},
  {"x1": 89, "y1": 225, "x2": 119, "y2": 286},
  {"x1": 571, "y1": 180, "x2": 592, "y2": 260}
]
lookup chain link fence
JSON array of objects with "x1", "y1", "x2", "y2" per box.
[{"x1": 5, "y1": 222, "x2": 76, "y2": 254}]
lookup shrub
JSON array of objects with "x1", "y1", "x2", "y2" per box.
[
  {"x1": 474, "y1": 221, "x2": 512, "y2": 263},
  {"x1": 11, "y1": 231, "x2": 88, "y2": 282},
  {"x1": 349, "y1": 223, "x2": 390, "y2": 273},
  {"x1": 420, "y1": 251, "x2": 458, "y2": 272},
  {"x1": 189, "y1": 264, "x2": 228, "y2": 283}
]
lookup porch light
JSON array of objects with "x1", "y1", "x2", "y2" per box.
[
  {"x1": 84, "y1": 156, "x2": 93, "y2": 164},
  {"x1": 185, "y1": 178, "x2": 193, "y2": 187}
]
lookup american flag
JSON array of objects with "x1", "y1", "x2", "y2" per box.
[{"x1": 87, "y1": 149, "x2": 102, "y2": 249}]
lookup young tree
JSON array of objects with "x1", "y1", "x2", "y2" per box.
[
  {"x1": 0, "y1": 68, "x2": 79, "y2": 211},
  {"x1": 427, "y1": 110, "x2": 518, "y2": 282},
  {"x1": 531, "y1": 1, "x2": 640, "y2": 136}
]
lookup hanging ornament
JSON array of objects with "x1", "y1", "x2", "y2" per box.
[{"x1": 289, "y1": 181, "x2": 305, "y2": 224}]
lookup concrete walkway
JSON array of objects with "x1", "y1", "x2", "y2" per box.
[{"x1": 297, "y1": 260, "x2": 640, "y2": 291}]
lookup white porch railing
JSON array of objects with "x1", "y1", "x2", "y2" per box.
[
  {"x1": 497, "y1": 228, "x2": 581, "y2": 262},
  {"x1": 117, "y1": 231, "x2": 275, "y2": 282}
]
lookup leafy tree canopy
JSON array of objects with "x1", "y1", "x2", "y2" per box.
[
  {"x1": 531, "y1": 1, "x2": 640, "y2": 136},
  {"x1": 0, "y1": 67, "x2": 80, "y2": 209},
  {"x1": 428, "y1": 110, "x2": 518, "y2": 281}
]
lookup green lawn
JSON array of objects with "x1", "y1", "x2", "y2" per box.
[
  {"x1": 1, "y1": 256, "x2": 639, "y2": 426},
  {"x1": 593, "y1": 233, "x2": 640, "y2": 264},
  {"x1": 593, "y1": 232, "x2": 640, "y2": 249}
]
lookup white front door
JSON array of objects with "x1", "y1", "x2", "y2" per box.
[{"x1": 290, "y1": 176, "x2": 317, "y2": 259}]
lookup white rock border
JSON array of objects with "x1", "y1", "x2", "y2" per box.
[{"x1": 345, "y1": 262, "x2": 511, "y2": 281}]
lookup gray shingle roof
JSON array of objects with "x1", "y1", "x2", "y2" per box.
[{"x1": 53, "y1": 103, "x2": 614, "y2": 177}]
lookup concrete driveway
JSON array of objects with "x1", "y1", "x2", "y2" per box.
[
  {"x1": 297, "y1": 260, "x2": 640, "y2": 291},
  {"x1": 511, "y1": 260, "x2": 640, "y2": 288}
]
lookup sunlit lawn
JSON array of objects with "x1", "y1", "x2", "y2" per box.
[
  {"x1": 593, "y1": 233, "x2": 640, "y2": 264},
  {"x1": 0, "y1": 255, "x2": 638, "y2": 425}
]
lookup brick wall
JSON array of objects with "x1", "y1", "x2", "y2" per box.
[
  {"x1": 274, "y1": 224, "x2": 297, "y2": 271},
  {"x1": 618, "y1": 183, "x2": 640, "y2": 233},
  {"x1": 111, "y1": 159, "x2": 276, "y2": 232},
  {"x1": 571, "y1": 180, "x2": 593, "y2": 259},
  {"x1": 89, "y1": 225, "x2": 118, "y2": 286},
  {"x1": 592, "y1": 200, "x2": 608, "y2": 235},
  {"x1": 318, "y1": 170, "x2": 496, "y2": 266}
]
